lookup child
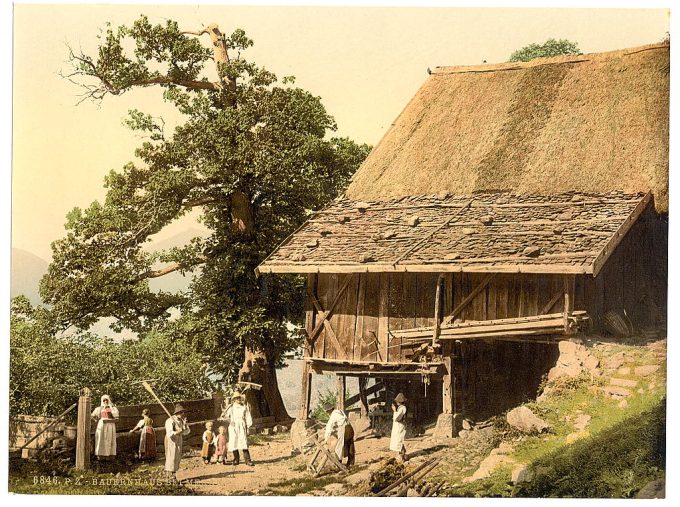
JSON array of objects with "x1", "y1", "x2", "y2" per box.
[
  {"x1": 215, "y1": 425, "x2": 228, "y2": 465},
  {"x1": 225, "y1": 391, "x2": 253, "y2": 466},
  {"x1": 201, "y1": 421, "x2": 217, "y2": 464},
  {"x1": 129, "y1": 408, "x2": 156, "y2": 461},
  {"x1": 390, "y1": 392, "x2": 408, "y2": 462}
]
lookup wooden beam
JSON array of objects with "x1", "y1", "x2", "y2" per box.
[
  {"x1": 443, "y1": 273, "x2": 496, "y2": 325},
  {"x1": 258, "y1": 263, "x2": 592, "y2": 275},
  {"x1": 306, "y1": 273, "x2": 355, "y2": 345},
  {"x1": 563, "y1": 274, "x2": 575, "y2": 332},
  {"x1": 378, "y1": 274, "x2": 390, "y2": 362},
  {"x1": 540, "y1": 291, "x2": 564, "y2": 315},
  {"x1": 442, "y1": 355, "x2": 453, "y2": 415},
  {"x1": 432, "y1": 274, "x2": 444, "y2": 346},
  {"x1": 304, "y1": 274, "x2": 317, "y2": 355},
  {"x1": 299, "y1": 360, "x2": 312, "y2": 420},
  {"x1": 308, "y1": 291, "x2": 347, "y2": 359},
  {"x1": 337, "y1": 376, "x2": 346, "y2": 411},
  {"x1": 592, "y1": 192, "x2": 652, "y2": 277}
]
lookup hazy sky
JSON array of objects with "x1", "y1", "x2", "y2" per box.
[{"x1": 12, "y1": 4, "x2": 669, "y2": 260}]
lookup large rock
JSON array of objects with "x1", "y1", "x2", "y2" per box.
[
  {"x1": 635, "y1": 365, "x2": 661, "y2": 377},
  {"x1": 511, "y1": 464, "x2": 534, "y2": 484},
  {"x1": 610, "y1": 378, "x2": 638, "y2": 388},
  {"x1": 603, "y1": 386, "x2": 631, "y2": 398},
  {"x1": 464, "y1": 453, "x2": 516, "y2": 483},
  {"x1": 506, "y1": 406, "x2": 550, "y2": 433},
  {"x1": 635, "y1": 478, "x2": 665, "y2": 498}
]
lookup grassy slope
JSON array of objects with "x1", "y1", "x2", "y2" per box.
[{"x1": 445, "y1": 339, "x2": 666, "y2": 498}]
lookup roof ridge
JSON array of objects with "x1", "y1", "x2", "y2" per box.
[{"x1": 430, "y1": 42, "x2": 668, "y2": 76}]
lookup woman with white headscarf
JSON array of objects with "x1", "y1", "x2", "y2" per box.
[
  {"x1": 91, "y1": 394, "x2": 119, "y2": 459},
  {"x1": 224, "y1": 391, "x2": 253, "y2": 466}
]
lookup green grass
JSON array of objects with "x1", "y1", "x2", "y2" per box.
[{"x1": 259, "y1": 474, "x2": 342, "y2": 496}]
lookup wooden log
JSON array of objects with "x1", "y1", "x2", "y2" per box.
[
  {"x1": 378, "y1": 273, "x2": 390, "y2": 362},
  {"x1": 442, "y1": 355, "x2": 453, "y2": 415},
  {"x1": 337, "y1": 376, "x2": 346, "y2": 411},
  {"x1": 375, "y1": 458, "x2": 436, "y2": 497},
  {"x1": 75, "y1": 388, "x2": 92, "y2": 471},
  {"x1": 432, "y1": 274, "x2": 444, "y2": 346},
  {"x1": 299, "y1": 360, "x2": 313, "y2": 420}
]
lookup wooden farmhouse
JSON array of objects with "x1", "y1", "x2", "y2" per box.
[{"x1": 257, "y1": 43, "x2": 669, "y2": 435}]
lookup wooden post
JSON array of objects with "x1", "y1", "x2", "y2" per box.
[
  {"x1": 358, "y1": 377, "x2": 369, "y2": 417},
  {"x1": 378, "y1": 273, "x2": 390, "y2": 363},
  {"x1": 442, "y1": 353, "x2": 453, "y2": 415},
  {"x1": 299, "y1": 360, "x2": 313, "y2": 420},
  {"x1": 337, "y1": 375, "x2": 346, "y2": 411},
  {"x1": 563, "y1": 275, "x2": 575, "y2": 332},
  {"x1": 298, "y1": 274, "x2": 316, "y2": 420},
  {"x1": 75, "y1": 387, "x2": 91, "y2": 471},
  {"x1": 432, "y1": 274, "x2": 445, "y2": 347}
]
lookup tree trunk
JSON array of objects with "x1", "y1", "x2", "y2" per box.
[
  {"x1": 230, "y1": 191, "x2": 255, "y2": 236},
  {"x1": 238, "y1": 348, "x2": 292, "y2": 423}
]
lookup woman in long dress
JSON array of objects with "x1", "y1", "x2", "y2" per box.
[
  {"x1": 224, "y1": 391, "x2": 253, "y2": 466},
  {"x1": 91, "y1": 394, "x2": 119, "y2": 460},
  {"x1": 129, "y1": 408, "x2": 156, "y2": 460},
  {"x1": 389, "y1": 392, "x2": 407, "y2": 462},
  {"x1": 164, "y1": 404, "x2": 190, "y2": 480},
  {"x1": 324, "y1": 403, "x2": 355, "y2": 466}
]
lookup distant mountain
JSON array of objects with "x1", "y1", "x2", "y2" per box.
[{"x1": 11, "y1": 248, "x2": 49, "y2": 305}]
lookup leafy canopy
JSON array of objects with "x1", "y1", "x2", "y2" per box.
[
  {"x1": 509, "y1": 38, "x2": 580, "y2": 63},
  {"x1": 44, "y1": 16, "x2": 371, "y2": 381}
]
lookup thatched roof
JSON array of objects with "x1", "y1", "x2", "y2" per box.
[
  {"x1": 257, "y1": 191, "x2": 651, "y2": 276},
  {"x1": 346, "y1": 44, "x2": 669, "y2": 213}
]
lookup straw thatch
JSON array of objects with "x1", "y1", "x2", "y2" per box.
[
  {"x1": 346, "y1": 44, "x2": 669, "y2": 213},
  {"x1": 257, "y1": 190, "x2": 649, "y2": 275}
]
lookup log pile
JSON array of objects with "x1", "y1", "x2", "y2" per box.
[{"x1": 374, "y1": 458, "x2": 445, "y2": 497}]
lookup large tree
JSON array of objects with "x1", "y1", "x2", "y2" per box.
[{"x1": 42, "y1": 17, "x2": 370, "y2": 422}]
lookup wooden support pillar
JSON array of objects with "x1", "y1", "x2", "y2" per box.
[
  {"x1": 337, "y1": 375, "x2": 346, "y2": 411},
  {"x1": 563, "y1": 274, "x2": 575, "y2": 332},
  {"x1": 442, "y1": 354, "x2": 453, "y2": 415},
  {"x1": 358, "y1": 377, "x2": 369, "y2": 417},
  {"x1": 75, "y1": 387, "x2": 91, "y2": 471},
  {"x1": 299, "y1": 361, "x2": 313, "y2": 420},
  {"x1": 298, "y1": 273, "x2": 316, "y2": 420},
  {"x1": 432, "y1": 274, "x2": 445, "y2": 347},
  {"x1": 378, "y1": 273, "x2": 390, "y2": 362}
]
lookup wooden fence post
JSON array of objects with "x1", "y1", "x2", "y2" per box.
[
  {"x1": 337, "y1": 375, "x2": 346, "y2": 411},
  {"x1": 75, "y1": 387, "x2": 91, "y2": 470}
]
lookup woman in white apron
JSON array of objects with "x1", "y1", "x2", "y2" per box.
[
  {"x1": 389, "y1": 392, "x2": 407, "y2": 462},
  {"x1": 91, "y1": 394, "x2": 119, "y2": 460},
  {"x1": 224, "y1": 391, "x2": 254, "y2": 466},
  {"x1": 324, "y1": 403, "x2": 355, "y2": 466}
]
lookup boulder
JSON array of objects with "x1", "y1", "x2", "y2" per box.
[
  {"x1": 635, "y1": 478, "x2": 665, "y2": 499},
  {"x1": 583, "y1": 355, "x2": 600, "y2": 371},
  {"x1": 603, "y1": 386, "x2": 631, "y2": 398},
  {"x1": 610, "y1": 378, "x2": 638, "y2": 388},
  {"x1": 506, "y1": 406, "x2": 550, "y2": 433},
  {"x1": 511, "y1": 464, "x2": 534, "y2": 484},
  {"x1": 634, "y1": 365, "x2": 660, "y2": 377},
  {"x1": 617, "y1": 367, "x2": 631, "y2": 375},
  {"x1": 464, "y1": 453, "x2": 515, "y2": 482},
  {"x1": 603, "y1": 352, "x2": 626, "y2": 370}
]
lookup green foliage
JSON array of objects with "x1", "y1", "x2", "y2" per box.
[
  {"x1": 10, "y1": 296, "x2": 213, "y2": 418},
  {"x1": 310, "y1": 388, "x2": 337, "y2": 422},
  {"x1": 508, "y1": 38, "x2": 580, "y2": 62},
  {"x1": 46, "y1": 16, "x2": 371, "y2": 385},
  {"x1": 516, "y1": 399, "x2": 666, "y2": 498}
]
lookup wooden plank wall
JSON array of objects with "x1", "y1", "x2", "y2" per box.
[
  {"x1": 310, "y1": 272, "x2": 578, "y2": 363},
  {"x1": 582, "y1": 208, "x2": 667, "y2": 333}
]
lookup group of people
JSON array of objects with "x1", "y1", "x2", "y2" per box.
[
  {"x1": 90, "y1": 388, "x2": 410, "y2": 479},
  {"x1": 323, "y1": 391, "x2": 409, "y2": 467},
  {"x1": 89, "y1": 390, "x2": 255, "y2": 480}
]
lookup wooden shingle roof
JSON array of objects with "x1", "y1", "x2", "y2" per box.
[{"x1": 256, "y1": 191, "x2": 651, "y2": 276}]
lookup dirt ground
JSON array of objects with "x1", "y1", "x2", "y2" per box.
[{"x1": 176, "y1": 430, "x2": 473, "y2": 496}]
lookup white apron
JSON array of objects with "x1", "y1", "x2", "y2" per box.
[
  {"x1": 91, "y1": 406, "x2": 119, "y2": 456},
  {"x1": 390, "y1": 404, "x2": 407, "y2": 452},
  {"x1": 164, "y1": 415, "x2": 190, "y2": 472},
  {"x1": 325, "y1": 409, "x2": 348, "y2": 459},
  {"x1": 226, "y1": 403, "x2": 252, "y2": 451}
]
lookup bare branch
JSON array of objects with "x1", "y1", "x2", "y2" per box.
[{"x1": 141, "y1": 254, "x2": 208, "y2": 280}]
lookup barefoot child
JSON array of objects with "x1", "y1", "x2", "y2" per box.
[
  {"x1": 215, "y1": 425, "x2": 228, "y2": 464},
  {"x1": 201, "y1": 421, "x2": 217, "y2": 464}
]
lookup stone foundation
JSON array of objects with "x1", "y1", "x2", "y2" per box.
[{"x1": 432, "y1": 412, "x2": 463, "y2": 439}]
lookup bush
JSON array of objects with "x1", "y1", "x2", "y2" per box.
[{"x1": 10, "y1": 296, "x2": 214, "y2": 418}]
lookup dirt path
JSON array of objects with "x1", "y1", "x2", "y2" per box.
[{"x1": 177, "y1": 430, "x2": 491, "y2": 496}]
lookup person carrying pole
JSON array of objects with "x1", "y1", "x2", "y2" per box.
[
  {"x1": 164, "y1": 404, "x2": 190, "y2": 481},
  {"x1": 324, "y1": 403, "x2": 355, "y2": 467}
]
